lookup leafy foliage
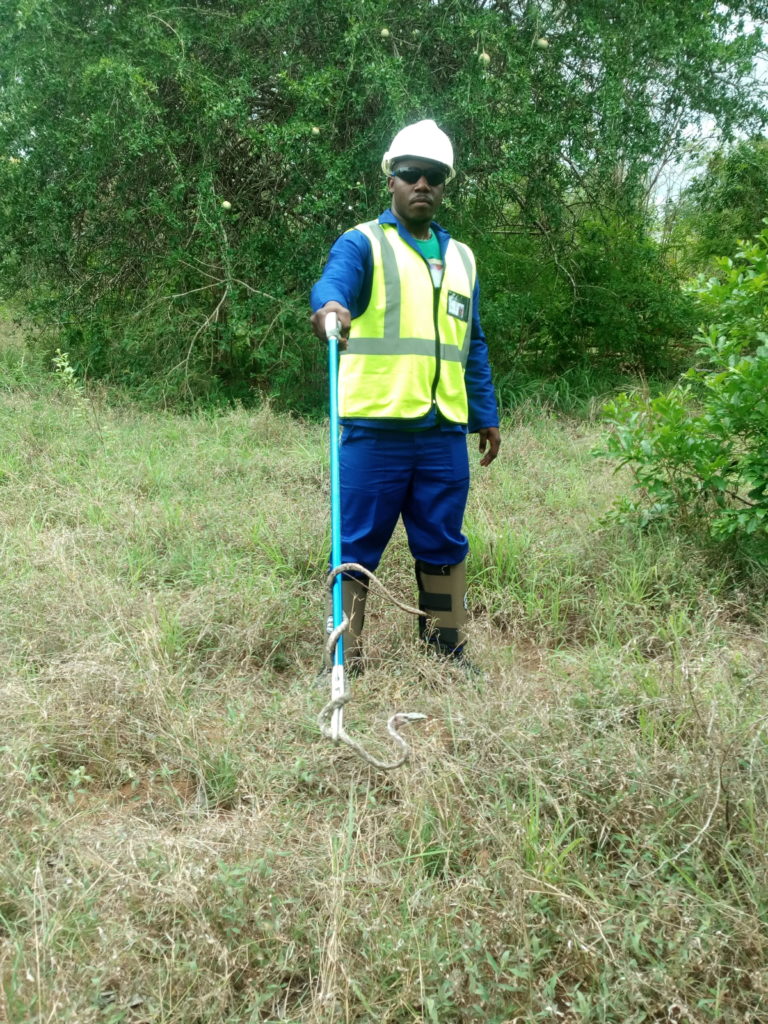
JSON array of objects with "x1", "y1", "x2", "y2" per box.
[
  {"x1": 599, "y1": 229, "x2": 768, "y2": 550},
  {"x1": 671, "y1": 136, "x2": 768, "y2": 268},
  {"x1": 0, "y1": 0, "x2": 766, "y2": 404},
  {"x1": 552, "y1": 215, "x2": 697, "y2": 371}
]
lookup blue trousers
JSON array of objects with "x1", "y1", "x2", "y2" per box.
[{"x1": 339, "y1": 426, "x2": 470, "y2": 571}]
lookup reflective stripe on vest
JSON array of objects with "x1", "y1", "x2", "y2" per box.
[{"x1": 338, "y1": 220, "x2": 476, "y2": 422}]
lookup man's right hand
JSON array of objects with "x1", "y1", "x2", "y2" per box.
[{"x1": 311, "y1": 302, "x2": 352, "y2": 344}]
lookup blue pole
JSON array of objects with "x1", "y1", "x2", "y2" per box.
[
  {"x1": 327, "y1": 315, "x2": 344, "y2": 671},
  {"x1": 326, "y1": 312, "x2": 346, "y2": 741}
]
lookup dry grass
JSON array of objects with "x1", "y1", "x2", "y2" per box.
[{"x1": 0, "y1": 357, "x2": 767, "y2": 1022}]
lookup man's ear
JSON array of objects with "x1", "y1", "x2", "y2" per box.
[{"x1": 386, "y1": 176, "x2": 395, "y2": 195}]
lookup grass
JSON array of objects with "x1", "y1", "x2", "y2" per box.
[{"x1": 1, "y1": 324, "x2": 767, "y2": 1022}]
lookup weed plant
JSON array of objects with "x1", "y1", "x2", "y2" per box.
[{"x1": 0, "y1": 341, "x2": 767, "y2": 1022}]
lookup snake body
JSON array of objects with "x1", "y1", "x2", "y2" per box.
[{"x1": 318, "y1": 563, "x2": 426, "y2": 770}]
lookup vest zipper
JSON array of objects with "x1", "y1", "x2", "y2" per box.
[
  {"x1": 412, "y1": 238, "x2": 442, "y2": 412},
  {"x1": 413, "y1": 244, "x2": 442, "y2": 409},
  {"x1": 430, "y1": 281, "x2": 441, "y2": 410}
]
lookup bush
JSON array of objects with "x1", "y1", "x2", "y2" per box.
[
  {"x1": 559, "y1": 217, "x2": 697, "y2": 372},
  {"x1": 598, "y1": 228, "x2": 768, "y2": 551},
  {"x1": 671, "y1": 136, "x2": 768, "y2": 269},
  {"x1": 2, "y1": 0, "x2": 766, "y2": 405}
]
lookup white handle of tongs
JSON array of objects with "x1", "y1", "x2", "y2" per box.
[
  {"x1": 325, "y1": 310, "x2": 341, "y2": 341},
  {"x1": 330, "y1": 666, "x2": 345, "y2": 742}
]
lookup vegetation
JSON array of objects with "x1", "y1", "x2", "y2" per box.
[
  {"x1": 670, "y1": 136, "x2": 768, "y2": 268},
  {"x1": 1, "y1": 326, "x2": 767, "y2": 1021},
  {"x1": 2, "y1": 2, "x2": 768, "y2": 1018},
  {"x1": 599, "y1": 228, "x2": 768, "y2": 553},
  {"x1": 1, "y1": 1, "x2": 767, "y2": 404}
]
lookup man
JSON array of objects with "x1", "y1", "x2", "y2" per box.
[{"x1": 311, "y1": 119, "x2": 500, "y2": 674}]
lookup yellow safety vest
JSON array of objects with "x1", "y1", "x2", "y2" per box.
[{"x1": 338, "y1": 220, "x2": 476, "y2": 422}]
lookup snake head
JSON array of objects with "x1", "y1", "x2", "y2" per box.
[{"x1": 389, "y1": 712, "x2": 428, "y2": 730}]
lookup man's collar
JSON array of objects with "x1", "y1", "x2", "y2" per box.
[{"x1": 378, "y1": 208, "x2": 448, "y2": 240}]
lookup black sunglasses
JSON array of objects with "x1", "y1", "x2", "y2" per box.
[{"x1": 391, "y1": 166, "x2": 447, "y2": 186}]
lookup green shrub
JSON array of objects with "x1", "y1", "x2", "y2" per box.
[
  {"x1": 559, "y1": 217, "x2": 697, "y2": 372},
  {"x1": 598, "y1": 228, "x2": 768, "y2": 551},
  {"x1": 671, "y1": 136, "x2": 768, "y2": 269}
]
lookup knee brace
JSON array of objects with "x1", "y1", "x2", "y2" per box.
[{"x1": 414, "y1": 558, "x2": 467, "y2": 655}]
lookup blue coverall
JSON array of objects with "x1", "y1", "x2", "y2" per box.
[{"x1": 310, "y1": 209, "x2": 499, "y2": 573}]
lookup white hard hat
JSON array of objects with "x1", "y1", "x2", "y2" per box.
[{"x1": 381, "y1": 119, "x2": 456, "y2": 182}]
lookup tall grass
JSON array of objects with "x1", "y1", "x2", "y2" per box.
[{"x1": 0, "y1": 336, "x2": 767, "y2": 1022}]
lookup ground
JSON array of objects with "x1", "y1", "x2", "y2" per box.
[{"x1": 0, "y1": 328, "x2": 766, "y2": 1022}]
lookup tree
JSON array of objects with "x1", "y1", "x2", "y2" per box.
[
  {"x1": 670, "y1": 136, "x2": 768, "y2": 267},
  {"x1": 1, "y1": 0, "x2": 766, "y2": 404}
]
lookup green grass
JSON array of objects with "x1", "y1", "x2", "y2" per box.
[{"x1": 0, "y1": 341, "x2": 767, "y2": 1022}]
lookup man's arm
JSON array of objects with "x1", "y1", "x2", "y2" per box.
[
  {"x1": 465, "y1": 279, "x2": 501, "y2": 465},
  {"x1": 310, "y1": 230, "x2": 372, "y2": 340}
]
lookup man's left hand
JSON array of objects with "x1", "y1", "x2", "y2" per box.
[{"x1": 477, "y1": 427, "x2": 501, "y2": 467}]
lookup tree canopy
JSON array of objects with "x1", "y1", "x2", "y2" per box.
[
  {"x1": 1, "y1": 0, "x2": 767, "y2": 405},
  {"x1": 672, "y1": 136, "x2": 768, "y2": 266}
]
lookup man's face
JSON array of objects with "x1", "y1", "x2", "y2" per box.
[{"x1": 388, "y1": 159, "x2": 446, "y2": 228}]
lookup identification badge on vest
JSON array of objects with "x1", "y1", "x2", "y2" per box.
[{"x1": 446, "y1": 291, "x2": 470, "y2": 322}]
